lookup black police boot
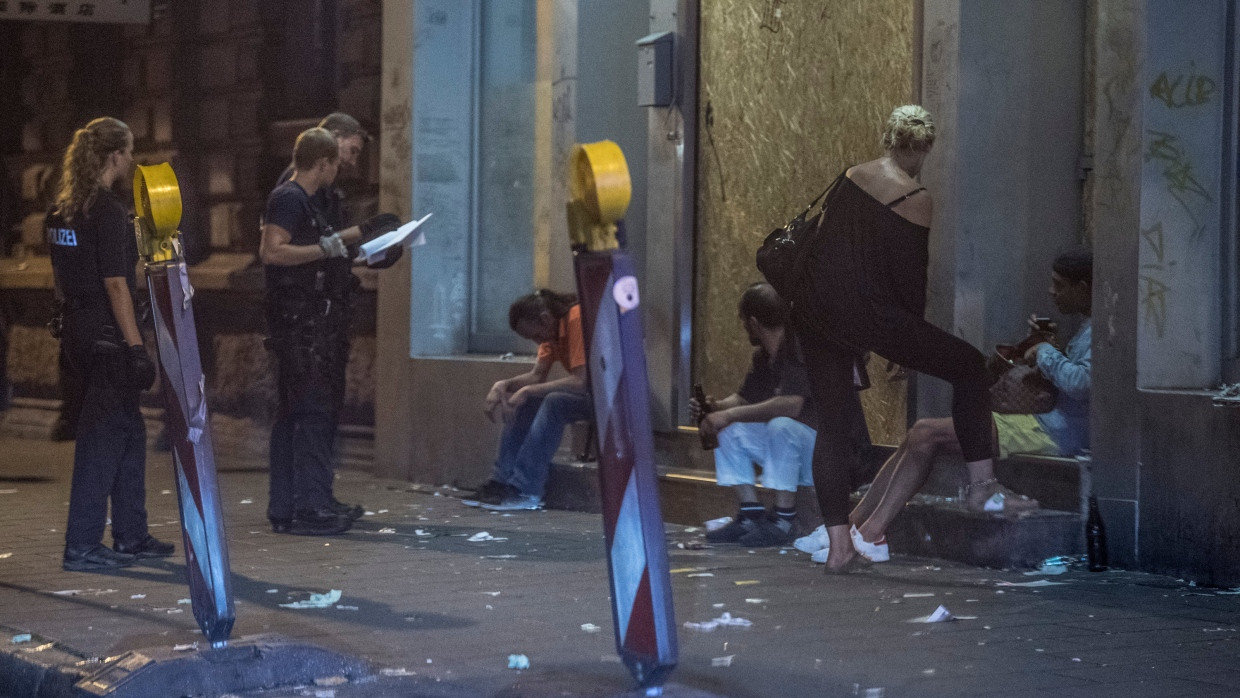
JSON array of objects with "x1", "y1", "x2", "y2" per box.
[
  {"x1": 114, "y1": 534, "x2": 175, "y2": 559},
  {"x1": 330, "y1": 497, "x2": 365, "y2": 521},
  {"x1": 64, "y1": 544, "x2": 135, "y2": 571},
  {"x1": 282, "y1": 508, "x2": 352, "y2": 536}
]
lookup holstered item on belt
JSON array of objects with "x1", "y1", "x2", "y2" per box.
[
  {"x1": 91, "y1": 337, "x2": 129, "y2": 387},
  {"x1": 47, "y1": 300, "x2": 66, "y2": 339},
  {"x1": 264, "y1": 333, "x2": 329, "y2": 379}
]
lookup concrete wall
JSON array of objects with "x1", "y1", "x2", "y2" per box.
[
  {"x1": 375, "y1": 0, "x2": 654, "y2": 478},
  {"x1": 1136, "y1": 0, "x2": 1229, "y2": 388},
  {"x1": 918, "y1": 0, "x2": 1085, "y2": 418},
  {"x1": 1089, "y1": 0, "x2": 1240, "y2": 582}
]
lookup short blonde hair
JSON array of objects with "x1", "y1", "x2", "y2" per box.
[
  {"x1": 292, "y1": 127, "x2": 339, "y2": 170},
  {"x1": 881, "y1": 105, "x2": 935, "y2": 153}
]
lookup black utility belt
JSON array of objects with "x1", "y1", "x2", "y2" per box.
[
  {"x1": 61, "y1": 296, "x2": 109, "y2": 313},
  {"x1": 268, "y1": 296, "x2": 348, "y2": 320}
]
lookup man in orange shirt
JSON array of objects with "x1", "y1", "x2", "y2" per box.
[{"x1": 470, "y1": 289, "x2": 590, "y2": 510}]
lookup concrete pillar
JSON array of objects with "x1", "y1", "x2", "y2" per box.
[
  {"x1": 1089, "y1": 0, "x2": 1144, "y2": 568},
  {"x1": 918, "y1": 0, "x2": 1085, "y2": 417},
  {"x1": 642, "y1": 0, "x2": 697, "y2": 430}
]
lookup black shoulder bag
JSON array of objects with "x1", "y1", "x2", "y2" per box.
[{"x1": 755, "y1": 174, "x2": 843, "y2": 300}]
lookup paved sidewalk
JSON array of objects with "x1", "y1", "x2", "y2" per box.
[{"x1": 2, "y1": 436, "x2": 1240, "y2": 697}]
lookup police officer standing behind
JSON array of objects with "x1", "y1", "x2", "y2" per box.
[
  {"x1": 48, "y1": 117, "x2": 174, "y2": 571},
  {"x1": 271, "y1": 113, "x2": 376, "y2": 525},
  {"x1": 261, "y1": 127, "x2": 401, "y2": 535}
]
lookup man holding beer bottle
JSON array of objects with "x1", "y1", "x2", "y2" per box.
[{"x1": 691, "y1": 282, "x2": 863, "y2": 547}]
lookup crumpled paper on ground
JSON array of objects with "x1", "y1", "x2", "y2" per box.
[
  {"x1": 908, "y1": 605, "x2": 957, "y2": 623},
  {"x1": 279, "y1": 589, "x2": 342, "y2": 609},
  {"x1": 683, "y1": 612, "x2": 752, "y2": 632}
]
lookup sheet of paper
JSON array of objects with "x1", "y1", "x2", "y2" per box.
[{"x1": 358, "y1": 212, "x2": 432, "y2": 263}]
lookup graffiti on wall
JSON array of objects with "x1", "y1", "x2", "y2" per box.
[{"x1": 1139, "y1": 59, "x2": 1218, "y2": 345}]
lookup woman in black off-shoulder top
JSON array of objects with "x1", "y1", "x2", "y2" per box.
[{"x1": 793, "y1": 105, "x2": 1036, "y2": 574}]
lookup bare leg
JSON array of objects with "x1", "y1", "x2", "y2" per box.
[
  {"x1": 823, "y1": 524, "x2": 858, "y2": 568},
  {"x1": 774, "y1": 489, "x2": 796, "y2": 509},
  {"x1": 733, "y1": 484, "x2": 759, "y2": 505},
  {"x1": 849, "y1": 440, "x2": 909, "y2": 527},
  {"x1": 856, "y1": 418, "x2": 959, "y2": 542}
]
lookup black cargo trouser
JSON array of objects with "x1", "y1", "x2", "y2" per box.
[
  {"x1": 62, "y1": 318, "x2": 149, "y2": 548},
  {"x1": 267, "y1": 332, "x2": 344, "y2": 522}
]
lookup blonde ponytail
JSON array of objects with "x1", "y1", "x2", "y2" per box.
[{"x1": 54, "y1": 117, "x2": 130, "y2": 224}]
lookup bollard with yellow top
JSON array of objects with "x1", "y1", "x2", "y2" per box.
[
  {"x1": 132, "y1": 163, "x2": 236, "y2": 646},
  {"x1": 566, "y1": 141, "x2": 678, "y2": 689}
]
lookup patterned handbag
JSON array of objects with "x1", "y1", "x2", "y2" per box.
[{"x1": 988, "y1": 344, "x2": 1057, "y2": 414}]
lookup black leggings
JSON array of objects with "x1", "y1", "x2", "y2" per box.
[{"x1": 799, "y1": 309, "x2": 994, "y2": 527}]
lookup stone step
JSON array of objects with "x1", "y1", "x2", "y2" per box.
[
  {"x1": 544, "y1": 459, "x2": 1083, "y2": 570},
  {"x1": 920, "y1": 451, "x2": 1087, "y2": 514},
  {"x1": 883, "y1": 495, "x2": 1083, "y2": 569}
]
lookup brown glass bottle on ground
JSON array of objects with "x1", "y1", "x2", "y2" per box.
[{"x1": 1086, "y1": 495, "x2": 1108, "y2": 572}]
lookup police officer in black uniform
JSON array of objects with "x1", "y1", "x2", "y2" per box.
[
  {"x1": 48, "y1": 117, "x2": 174, "y2": 571},
  {"x1": 271, "y1": 113, "x2": 375, "y2": 524},
  {"x1": 261, "y1": 127, "x2": 401, "y2": 535}
]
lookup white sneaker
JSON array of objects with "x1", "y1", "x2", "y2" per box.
[
  {"x1": 849, "y1": 524, "x2": 890, "y2": 562},
  {"x1": 793, "y1": 525, "x2": 830, "y2": 554},
  {"x1": 810, "y1": 545, "x2": 830, "y2": 564},
  {"x1": 481, "y1": 494, "x2": 544, "y2": 511}
]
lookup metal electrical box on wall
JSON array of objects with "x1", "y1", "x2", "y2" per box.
[{"x1": 636, "y1": 31, "x2": 674, "y2": 107}]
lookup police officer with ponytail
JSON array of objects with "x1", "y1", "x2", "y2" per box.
[
  {"x1": 261, "y1": 127, "x2": 401, "y2": 535},
  {"x1": 48, "y1": 117, "x2": 174, "y2": 571}
]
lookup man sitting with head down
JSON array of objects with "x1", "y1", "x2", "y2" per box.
[{"x1": 693, "y1": 282, "x2": 871, "y2": 547}]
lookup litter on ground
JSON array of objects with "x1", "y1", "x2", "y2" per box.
[
  {"x1": 468, "y1": 532, "x2": 508, "y2": 542},
  {"x1": 684, "y1": 612, "x2": 753, "y2": 632},
  {"x1": 279, "y1": 589, "x2": 342, "y2": 609},
  {"x1": 711, "y1": 655, "x2": 735, "y2": 667},
  {"x1": 507, "y1": 654, "x2": 530, "y2": 670},
  {"x1": 996, "y1": 580, "x2": 1066, "y2": 587},
  {"x1": 11, "y1": 634, "x2": 31, "y2": 644},
  {"x1": 908, "y1": 605, "x2": 961, "y2": 623}
]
